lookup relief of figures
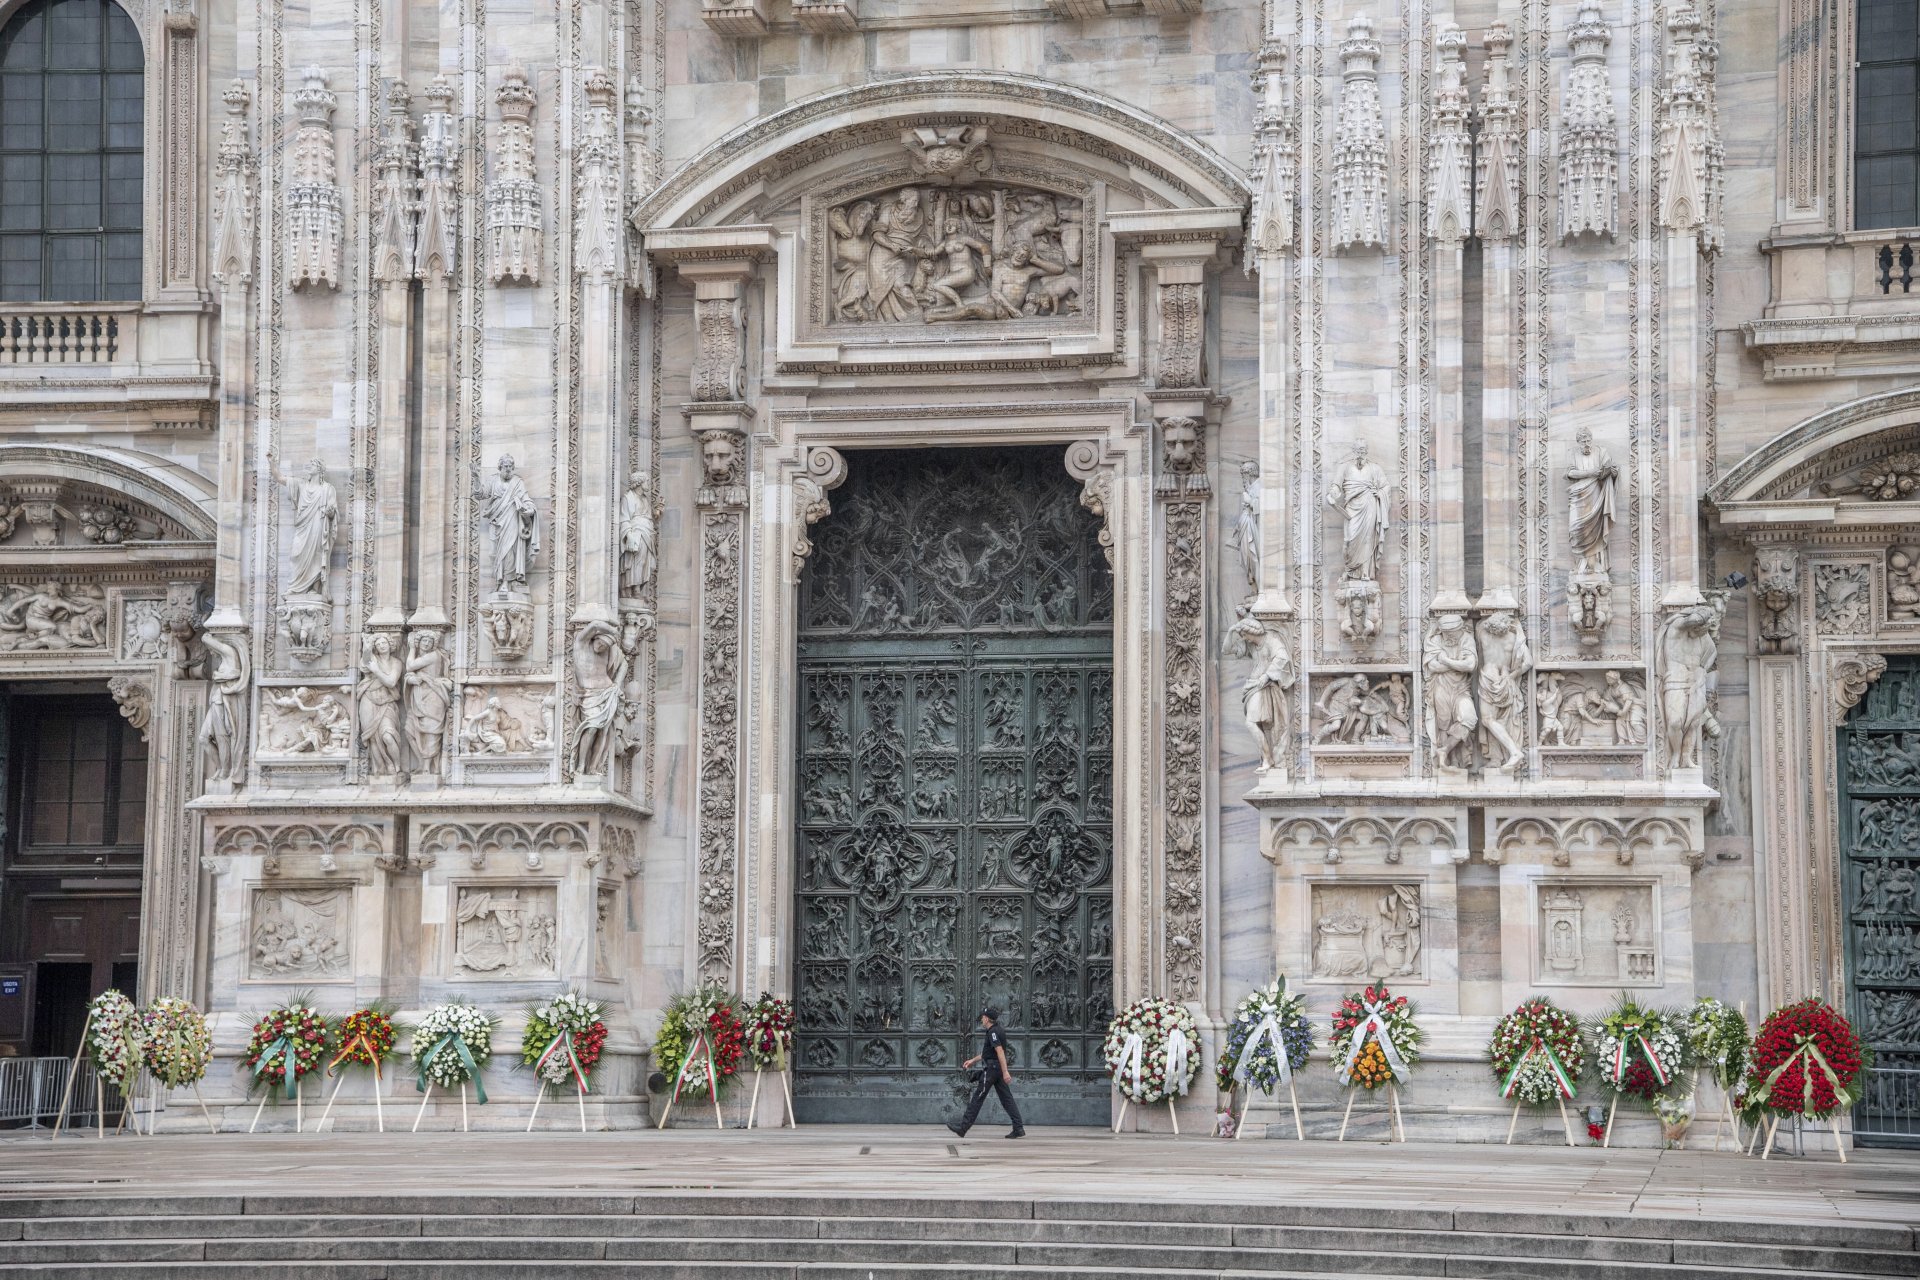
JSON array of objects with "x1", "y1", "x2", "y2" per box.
[
  {"x1": 827, "y1": 184, "x2": 1083, "y2": 325},
  {"x1": 1310, "y1": 883, "x2": 1423, "y2": 980},
  {"x1": 452, "y1": 886, "x2": 557, "y2": 979},
  {"x1": 261, "y1": 686, "x2": 350, "y2": 755},
  {"x1": 249, "y1": 887, "x2": 350, "y2": 979},
  {"x1": 1537, "y1": 671, "x2": 1648, "y2": 747},
  {"x1": 1423, "y1": 614, "x2": 1478, "y2": 772},
  {"x1": 0, "y1": 581, "x2": 107, "y2": 651},
  {"x1": 1655, "y1": 594, "x2": 1726, "y2": 770},
  {"x1": 1310, "y1": 672, "x2": 1411, "y2": 746}
]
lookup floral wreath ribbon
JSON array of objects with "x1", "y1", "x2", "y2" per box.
[
  {"x1": 252, "y1": 1034, "x2": 302, "y2": 1099},
  {"x1": 1501, "y1": 1036, "x2": 1578, "y2": 1101},
  {"x1": 534, "y1": 1027, "x2": 592, "y2": 1095},
  {"x1": 417, "y1": 1032, "x2": 488, "y2": 1104},
  {"x1": 1231, "y1": 1011, "x2": 1293, "y2": 1091},
  {"x1": 327, "y1": 1031, "x2": 387, "y2": 1080},
  {"x1": 1115, "y1": 1026, "x2": 1194, "y2": 1098},
  {"x1": 670, "y1": 1028, "x2": 720, "y2": 1108},
  {"x1": 1604, "y1": 1023, "x2": 1672, "y2": 1089},
  {"x1": 1113, "y1": 1030, "x2": 1145, "y2": 1095},
  {"x1": 1754, "y1": 1032, "x2": 1845, "y2": 1117},
  {"x1": 1336, "y1": 999, "x2": 1411, "y2": 1086}
]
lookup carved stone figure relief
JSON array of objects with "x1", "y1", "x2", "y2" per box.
[
  {"x1": 199, "y1": 629, "x2": 250, "y2": 783},
  {"x1": 1157, "y1": 416, "x2": 1209, "y2": 499},
  {"x1": 476, "y1": 455, "x2": 540, "y2": 597},
  {"x1": 1567, "y1": 427, "x2": 1618, "y2": 647},
  {"x1": 1833, "y1": 652, "x2": 1890, "y2": 725},
  {"x1": 1424, "y1": 613, "x2": 1478, "y2": 773},
  {"x1": 1819, "y1": 451, "x2": 1920, "y2": 501},
  {"x1": 107, "y1": 674, "x2": 152, "y2": 741},
  {"x1": 596, "y1": 886, "x2": 618, "y2": 978},
  {"x1": 457, "y1": 685, "x2": 553, "y2": 755},
  {"x1": 1474, "y1": 22, "x2": 1520, "y2": 241},
  {"x1": 451, "y1": 886, "x2": 557, "y2": 979},
  {"x1": 1476, "y1": 610, "x2": 1532, "y2": 774},
  {"x1": 1231, "y1": 461, "x2": 1260, "y2": 602},
  {"x1": 356, "y1": 633, "x2": 407, "y2": 777},
  {"x1": 404, "y1": 630, "x2": 453, "y2": 771},
  {"x1": 486, "y1": 69, "x2": 542, "y2": 286},
  {"x1": 1754, "y1": 547, "x2": 1801, "y2": 652},
  {"x1": 1536, "y1": 882, "x2": 1658, "y2": 984},
  {"x1": 1225, "y1": 611, "x2": 1296, "y2": 775},
  {"x1": 287, "y1": 68, "x2": 341, "y2": 290},
  {"x1": 1889, "y1": 549, "x2": 1920, "y2": 622},
  {"x1": 1310, "y1": 883, "x2": 1423, "y2": 980},
  {"x1": 1815, "y1": 563, "x2": 1872, "y2": 635},
  {"x1": 1326, "y1": 443, "x2": 1389, "y2": 643},
  {"x1": 825, "y1": 180, "x2": 1083, "y2": 325},
  {"x1": 0, "y1": 582, "x2": 106, "y2": 651},
  {"x1": 568, "y1": 619, "x2": 629, "y2": 780},
  {"x1": 260, "y1": 686, "x2": 350, "y2": 756},
  {"x1": 1310, "y1": 673, "x2": 1412, "y2": 746},
  {"x1": 1537, "y1": 670, "x2": 1648, "y2": 747},
  {"x1": 249, "y1": 887, "x2": 350, "y2": 979},
  {"x1": 618, "y1": 473, "x2": 657, "y2": 600},
  {"x1": 480, "y1": 597, "x2": 534, "y2": 662},
  {"x1": 1655, "y1": 594, "x2": 1726, "y2": 770},
  {"x1": 1558, "y1": 1, "x2": 1618, "y2": 241},
  {"x1": 1331, "y1": 13, "x2": 1389, "y2": 251},
  {"x1": 279, "y1": 460, "x2": 338, "y2": 663}
]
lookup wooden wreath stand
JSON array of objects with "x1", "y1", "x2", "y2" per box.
[
  {"x1": 1231, "y1": 1077, "x2": 1304, "y2": 1140},
  {"x1": 1112, "y1": 1088, "x2": 1181, "y2": 1136},
  {"x1": 412, "y1": 1079, "x2": 475, "y2": 1132},
  {"x1": 48, "y1": 1010, "x2": 99, "y2": 1140},
  {"x1": 745, "y1": 1054, "x2": 796, "y2": 1130},
  {"x1": 655, "y1": 1029, "x2": 724, "y2": 1130},
  {"x1": 1757, "y1": 1111, "x2": 1848, "y2": 1163},
  {"x1": 1336, "y1": 1082, "x2": 1405, "y2": 1143},
  {"x1": 250, "y1": 1075, "x2": 305, "y2": 1134},
  {"x1": 318, "y1": 1063, "x2": 387, "y2": 1134},
  {"x1": 1690, "y1": 1066, "x2": 1742, "y2": 1153},
  {"x1": 1503, "y1": 1094, "x2": 1576, "y2": 1146}
]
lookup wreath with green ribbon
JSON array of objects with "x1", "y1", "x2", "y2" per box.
[
  {"x1": 244, "y1": 996, "x2": 331, "y2": 1099},
  {"x1": 140, "y1": 997, "x2": 213, "y2": 1090},
  {"x1": 413, "y1": 1001, "x2": 498, "y2": 1102},
  {"x1": 1746, "y1": 998, "x2": 1871, "y2": 1121},
  {"x1": 1488, "y1": 998, "x2": 1586, "y2": 1106}
]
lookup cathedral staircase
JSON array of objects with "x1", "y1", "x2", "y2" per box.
[{"x1": 0, "y1": 1191, "x2": 1910, "y2": 1277}]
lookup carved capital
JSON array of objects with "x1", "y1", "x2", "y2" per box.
[
  {"x1": 1832, "y1": 651, "x2": 1889, "y2": 725},
  {"x1": 1064, "y1": 439, "x2": 1118, "y2": 568},
  {"x1": 791, "y1": 446, "x2": 848, "y2": 574}
]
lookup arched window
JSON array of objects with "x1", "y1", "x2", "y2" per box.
[{"x1": 0, "y1": 0, "x2": 142, "y2": 302}]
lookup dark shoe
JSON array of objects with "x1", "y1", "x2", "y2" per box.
[
  {"x1": 946, "y1": 1121, "x2": 967, "y2": 1137},
  {"x1": 1006, "y1": 1129, "x2": 1026, "y2": 1138}
]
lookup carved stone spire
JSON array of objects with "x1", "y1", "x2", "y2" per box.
[
  {"x1": 624, "y1": 73, "x2": 655, "y2": 200},
  {"x1": 371, "y1": 81, "x2": 419, "y2": 285},
  {"x1": 1656, "y1": 7, "x2": 1720, "y2": 245},
  {"x1": 486, "y1": 68, "x2": 542, "y2": 286},
  {"x1": 209, "y1": 80, "x2": 255, "y2": 287},
  {"x1": 574, "y1": 67, "x2": 622, "y2": 284},
  {"x1": 1332, "y1": 13, "x2": 1389, "y2": 251},
  {"x1": 287, "y1": 67, "x2": 342, "y2": 290},
  {"x1": 1558, "y1": 0, "x2": 1618, "y2": 241},
  {"x1": 1425, "y1": 22, "x2": 1471, "y2": 245},
  {"x1": 413, "y1": 76, "x2": 457, "y2": 282},
  {"x1": 1474, "y1": 21, "x2": 1521, "y2": 242},
  {"x1": 1248, "y1": 37, "x2": 1296, "y2": 264}
]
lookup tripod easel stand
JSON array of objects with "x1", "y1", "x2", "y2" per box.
[{"x1": 1337, "y1": 1082, "x2": 1404, "y2": 1143}]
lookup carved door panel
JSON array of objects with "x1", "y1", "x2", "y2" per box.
[
  {"x1": 794, "y1": 448, "x2": 1113, "y2": 1125},
  {"x1": 1839, "y1": 659, "x2": 1920, "y2": 1146}
]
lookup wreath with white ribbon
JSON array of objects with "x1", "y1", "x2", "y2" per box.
[
  {"x1": 1216, "y1": 978, "x2": 1314, "y2": 1096},
  {"x1": 1102, "y1": 998, "x2": 1200, "y2": 1105},
  {"x1": 1329, "y1": 985, "x2": 1424, "y2": 1090}
]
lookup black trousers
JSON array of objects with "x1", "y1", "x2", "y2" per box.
[{"x1": 955, "y1": 1072, "x2": 1024, "y2": 1133}]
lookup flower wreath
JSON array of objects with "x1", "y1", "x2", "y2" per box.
[
  {"x1": 1488, "y1": 998, "x2": 1586, "y2": 1106},
  {"x1": 744, "y1": 993, "x2": 795, "y2": 1071},
  {"x1": 140, "y1": 997, "x2": 213, "y2": 1090},
  {"x1": 1591, "y1": 995, "x2": 1685, "y2": 1104},
  {"x1": 1682, "y1": 996, "x2": 1752, "y2": 1094},
  {"x1": 1102, "y1": 997, "x2": 1200, "y2": 1105},
  {"x1": 1745, "y1": 998, "x2": 1871, "y2": 1120},
  {"x1": 329, "y1": 1006, "x2": 400, "y2": 1078},
  {"x1": 1330, "y1": 985, "x2": 1424, "y2": 1091},
  {"x1": 413, "y1": 1001, "x2": 498, "y2": 1101},
  {"x1": 1215, "y1": 978, "x2": 1314, "y2": 1095},
  {"x1": 85, "y1": 989, "x2": 145, "y2": 1093},
  {"x1": 244, "y1": 997, "x2": 331, "y2": 1099},
  {"x1": 521, "y1": 991, "x2": 609, "y2": 1092},
  {"x1": 653, "y1": 985, "x2": 745, "y2": 1097}
]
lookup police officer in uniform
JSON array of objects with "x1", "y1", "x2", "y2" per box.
[{"x1": 948, "y1": 1006, "x2": 1025, "y2": 1138}]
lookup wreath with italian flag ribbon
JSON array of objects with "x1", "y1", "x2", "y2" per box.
[
  {"x1": 243, "y1": 996, "x2": 331, "y2": 1098},
  {"x1": 1591, "y1": 995, "x2": 1685, "y2": 1104},
  {"x1": 1487, "y1": 998, "x2": 1586, "y2": 1106},
  {"x1": 521, "y1": 992, "x2": 609, "y2": 1093},
  {"x1": 1745, "y1": 998, "x2": 1871, "y2": 1120}
]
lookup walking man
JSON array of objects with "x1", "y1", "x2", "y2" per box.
[{"x1": 948, "y1": 1007, "x2": 1025, "y2": 1138}]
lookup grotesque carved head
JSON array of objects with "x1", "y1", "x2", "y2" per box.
[
  {"x1": 700, "y1": 431, "x2": 739, "y2": 486},
  {"x1": 1161, "y1": 416, "x2": 1201, "y2": 473}
]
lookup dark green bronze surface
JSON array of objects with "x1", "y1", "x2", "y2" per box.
[{"x1": 793, "y1": 448, "x2": 1114, "y2": 1125}]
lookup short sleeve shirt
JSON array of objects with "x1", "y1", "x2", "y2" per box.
[{"x1": 981, "y1": 1025, "x2": 1008, "y2": 1073}]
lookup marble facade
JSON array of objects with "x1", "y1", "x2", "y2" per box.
[{"x1": 0, "y1": 0, "x2": 1915, "y2": 1141}]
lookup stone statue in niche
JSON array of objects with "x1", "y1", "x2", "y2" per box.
[
  {"x1": 262, "y1": 686, "x2": 349, "y2": 755},
  {"x1": 568, "y1": 619, "x2": 628, "y2": 779},
  {"x1": 249, "y1": 887, "x2": 349, "y2": 979},
  {"x1": 1476, "y1": 610, "x2": 1532, "y2": 774},
  {"x1": 404, "y1": 630, "x2": 453, "y2": 771},
  {"x1": 826, "y1": 182, "x2": 1083, "y2": 324},
  {"x1": 452, "y1": 886, "x2": 557, "y2": 979},
  {"x1": 476, "y1": 455, "x2": 540, "y2": 596},
  {"x1": 1655, "y1": 593, "x2": 1725, "y2": 771},
  {"x1": 282, "y1": 460, "x2": 338, "y2": 597},
  {"x1": 1231, "y1": 461, "x2": 1260, "y2": 602},
  {"x1": 199, "y1": 629, "x2": 251, "y2": 783},
  {"x1": 1326, "y1": 443, "x2": 1389, "y2": 642},
  {"x1": 1565, "y1": 427, "x2": 1617, "y2": 575},
  {"x1": 0, "y1": 581, "x2": 106, "y2": 650},
  {"x1": 1224, "y1": 611, "x2": 1296, "y2": 774},
  {"x1": 1423, "y1": 613, "x2": 1478, "y2": 772},
  {"x1": 1310, "y1": 672, "x2": 1412, "y2": 745},
  {"x1": 618, "y1": 472, "x2": 657, "y2": 600},
  {"x1": 355, "y1": 632, "x2": 407, "y2": 777}
]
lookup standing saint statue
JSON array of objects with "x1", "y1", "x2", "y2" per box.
[
  {"x1": 618, "y1": 471, "x2": 657, "y2": 598},
  {"x1": 199, "y1": 629, "x2": 250, "y2": 783},
  {"x1": 1231, "y1": 461, "x2": 1261, "y2": 602},
  {"x1": 404, "y1": 629, "x2": 453, "y2": 770},
  {"x1": 1476, "y1": 610, "x2": 1533, "y2": 774},
  {"x1": 568, "y1": 619, "x2": 628, "y2": 778},
  {"x1": 477, "y1": 455, "x2": 540, "y2": 594},
  {"x1": 1655, "y1": 594, "x2": 1725, "y2": 770},
  {"x1": 356, "y1": 632, "x2": 407, "y2": 776},
  {"x1": 1224, "y1": 611, "x2": 1296, "y2": 773},
  {"x1": 1423, "y1": 613, "x2": 1479, "y2": 772},
  {"x1": 1566, "y1": 426, "x2": 1618, "y2": 575},
  {"x1": 1326, "y1": 442, "x2": 1390, "y2": 585},
  {"x1": 283, "y1": 460, "x2": 338, "y2": 598}
]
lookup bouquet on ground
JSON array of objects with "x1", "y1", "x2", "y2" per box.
[
  {"x1": 1330, "y1": 984, "x2": 1423, "y2": 1091},
  {"x1": 329, "y1": 1005, "x2": 401, "y2": 1078},
  {"x1": 1488, "y1": 998, "x2": 1585, "y2": 1106},
  {"x1": 652, "y1": 985, "x2": 745, "y2": 1098},
  {"x1": 521, "y1": 991, "x2": 609, "y2": 1093},
  {"x1": 86, "y1": 989, "x2": 146, "y2": 1093},
  {"x1": 1103, "y1": 997, "x2": 1201, "y2": 1105},
  {"x1": 1745, "y1": 998, "x2": 1870, "y2": 1121},
  {"x1": 1683, "y1": 996, "x2": 1752, "y2": 1095},
  {"x1": 1215, "y1": 978, "x2": 1314, "y2": 1096},
  {"x1": 244, "y1": 996, "x2": 331, "y2": 1098},
  {"x1": 744, "y1": 993, "x2": 795, "y2": 1072},
  {"x1": 1590, "y1": 994, "x2": 1686, "y2": 1105},
  {"x1": 140, "y1": 997, "x2": 213, "y2": 1090},
  {"x1": 413, "y1": 1001, "x2": 498, "y2": 1101}
]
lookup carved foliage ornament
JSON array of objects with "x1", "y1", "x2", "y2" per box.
[
  {"x1": 1754, "y1": 547, "x2": 1800, "y2": 654},
  {"x1": 1161, "y1": 495, "x2": 1206, "y2": 1001},
  {"x1": 696, "y1": 505, "x2": 745, "y2": 983}
]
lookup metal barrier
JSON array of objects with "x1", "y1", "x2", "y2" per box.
[
  {"x1": 1855, "y1": 1061, "x2": 1920, "y2": 1147},
  {"x1": 0, "y1": 1057, "x2": 128, "y2": 1130}
]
